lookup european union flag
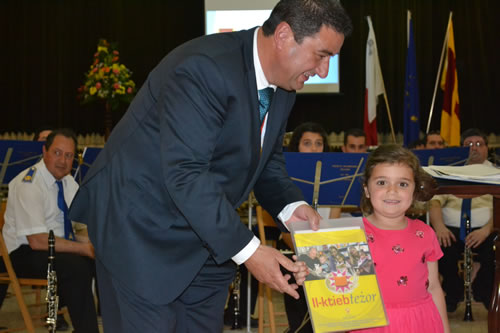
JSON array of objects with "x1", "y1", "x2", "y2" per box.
[{"x1": 403, "y1": 16, "x2": 420, "y2": 147}]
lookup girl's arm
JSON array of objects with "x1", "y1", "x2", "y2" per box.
[{"x1": 427, "y1": 261, "x2": 450, "y2": 333}]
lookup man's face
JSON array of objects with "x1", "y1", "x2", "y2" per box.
[
  {"x1": 463, "y1": 135, "x2": 488, "y2": 164},
  {"x1": 276, "y1": 25, "x2": 344, "y2": 91},
  {"x1": 342, "y1": 135, "x2": 367, "y2": 153},
  {"x1": 308, "y1": 248, "x2": 317, "y2": 259},
  {"x1": 425, "y1": 134, "x2": 444, "y2": 149},
  {"x1": 42, "y1": 135, "x2": 75, "y2": 180}
]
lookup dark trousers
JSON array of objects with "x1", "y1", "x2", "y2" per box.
[
  {"x1": 439, "y1": 226, "x2": 496, "y2": 307},
  {"x1": 96, "y1": 256, "x2": 235, "y2": 333},
  {"x1": 9, "y1": 245, "x2": 99, "y2": 333}
]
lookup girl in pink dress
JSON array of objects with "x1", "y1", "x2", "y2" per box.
[{"x1": 353, "y1": 144, "x2": 450, "y2": 333}]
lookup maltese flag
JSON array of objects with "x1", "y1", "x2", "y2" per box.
[{"x1": 364, "y1": 16, "x2": 386, "y2": 146}]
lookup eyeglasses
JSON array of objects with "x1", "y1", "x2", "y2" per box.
[{"x1": 463, "y1": 141, "x2": 485, "y2": 148}]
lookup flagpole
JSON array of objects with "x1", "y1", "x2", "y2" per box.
[
  {"x1": 407, "y1": 10, "x2": 410, "y2": 48},
  {"x1": 426, "y1": 11, "x2": 453, "y2": 134},
  {"x1": 382, "y1": 92, "x2": 396, "y2": 143}
]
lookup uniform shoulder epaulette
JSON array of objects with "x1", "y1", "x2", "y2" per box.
[{"x1": 22, "y1": 167, "x2": 37, "y2": 183}]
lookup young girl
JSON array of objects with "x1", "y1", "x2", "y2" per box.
[{"x1": 354, "y1": 144, "x2": 449, "y2": 333}]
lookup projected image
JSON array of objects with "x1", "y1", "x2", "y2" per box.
[{"x1": 205, "y1": 7, "x2": 340, "y2": 93}]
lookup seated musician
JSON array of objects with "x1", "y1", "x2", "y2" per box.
[
  {"x1": 0, "y1": 129, "x2": 99, "y2": 332},
  {"x1": 429, "y1": 128, "x2": 496, "y2": 312}
]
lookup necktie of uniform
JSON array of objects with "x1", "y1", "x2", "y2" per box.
[
  {"x1": 459, "y1": 198, "x2": 472, "y2": 242},
  {"x1": 258, "y1": 87, "x2": 274, "y2": 123},
  {"x1": 56, "y1": 180, "x2": 75, "y2": 240}
]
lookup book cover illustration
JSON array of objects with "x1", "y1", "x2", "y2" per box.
[{"x1": 291, "y1": 218, "x2": 388, "y2": 332}]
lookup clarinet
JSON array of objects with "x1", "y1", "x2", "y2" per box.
[
  {"x1": 46, "y1": 230, "x2": 59, "y2": 332},
  {"x1": 463, "y1": 215, "x2": 474, "y2": 321},
  {"x1": 231, "y1": 268, "x2": 242, "y2": 329}
]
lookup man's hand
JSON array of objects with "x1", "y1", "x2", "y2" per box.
[
  {"x1": 434, "y1": 225, "x2": 456, "y2": 247},
  {"x1": 285, "y1": 204, "x2": 321, "y2": 231},
  {"x1": 244, "y1": 245, "x2": 306, "y2": 299},
  {"x1": 80, "y1": 242, "x2": 95, "y2": 259},
  {"x1": 466, "y1": 226, "x2": 490, "y2": 248}
]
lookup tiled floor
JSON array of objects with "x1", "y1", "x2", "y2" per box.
[{"x1": 0, "y1": 285, "x2": 491, "y2": 332}]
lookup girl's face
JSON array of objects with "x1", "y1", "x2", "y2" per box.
[
  {"x1": 298, "y1": 132, "x2": 324, "y2": 153},
  {"x1": 364, "y1": 162, "x2": 415, "y2": 223}
]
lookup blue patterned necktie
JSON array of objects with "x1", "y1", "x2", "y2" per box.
[
  {"x1": 56, "y1": 180, "x2": 75, "y2": 240},
  {"x1": 459, "y1": 198, "x2": 472, "y2": 242},
  {"x1": 258, "y1": 87, "x2": 274, "y2": 123}
]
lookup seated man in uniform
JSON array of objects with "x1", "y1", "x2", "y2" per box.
[
  {"x1": 429, "y1": 128, "x2": 496, "y2": 312},
  {"x1": 1, "y1": 129, "x2": 99, "y2": 333}
]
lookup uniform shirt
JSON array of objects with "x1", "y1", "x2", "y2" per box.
[
  {"x1": 431, "y1": 160, "x2": 494, "y2": 229},
  {"x1": 431, "y1": 193, "x2": 492, "y2": 229},
  {"x1": 3, "y1": 159, "x2": 79, "y2": 253}
]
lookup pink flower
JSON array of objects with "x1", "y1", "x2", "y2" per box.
[
  {"x1": 92, "y1": 67, "x2": 98, "y2": 73},
  {"x1": 96, "y1": 82, "x2": 102, "y2": 89},
  {"x1": 127, "y1": 87, "x2": 133, "y2": 94},
  {"x1": 113, "y1": 83, "x2": 120, "y2": 90},
  {"x1": 113, "y1": 50, "x2": 119, "y2": 55},
  {"x1": 113, "y1": 68, "x2": 120, "y2": 75}
]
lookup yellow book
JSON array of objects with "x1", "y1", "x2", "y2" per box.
[{"x1": 291, "y1": 217, "x2": 388, "y2": 332}]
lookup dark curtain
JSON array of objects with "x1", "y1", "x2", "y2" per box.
[{"x1": 1, "y1": 0, "x2": 498, "y2": 136}]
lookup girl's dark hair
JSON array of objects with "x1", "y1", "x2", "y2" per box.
[
  {"x1": 360, "y1": 144, "x2": 437, "y2": 215},
  {"x1": 288, "y1": 122, "x2": 330, "y2": 152}
]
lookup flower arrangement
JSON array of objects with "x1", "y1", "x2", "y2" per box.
[{"x1": 77, "y1": 39, "x2": 136, "y2": 110}]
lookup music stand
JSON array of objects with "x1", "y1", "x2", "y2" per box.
[
  {"x1": 284, "y1": 152, "x2": 367, "y2": 210},
  {"x1": 412, "y1": 147, "x2": 470, "y2": 167},
  {"x1": 0, "y1": 140, "x2": 44, "y2": 194},
  {"x1": 73, "y1": 147, "x2": 102, "y2": 184}
]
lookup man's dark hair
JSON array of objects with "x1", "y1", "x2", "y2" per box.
[
  {"x1": 33, "y1": 126, "x2": 54, "y2": 141},
  {"x1": 262, "y1": 0, "x2": 353, "y2": 43},
  {"x1": 288, "y1": 122, "x2": 330, "y2": 152},
  {"x1": 461, "y1": 128, "x2": 488, "y2": 146},
  {"x1": 343, "y1": 128, "x2": 366, "y2": 145},
  {"x1": 45, "y1": 128, "x2": 78, "y2": 155}
]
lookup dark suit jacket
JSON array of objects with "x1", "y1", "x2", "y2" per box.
[{"x1": 69, "y1": 28, "x2": 304, "y2": 305}]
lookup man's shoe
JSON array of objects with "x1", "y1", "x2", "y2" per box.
[{"x1": 56, "y1": 315, "x2": 69, "y2": 331}]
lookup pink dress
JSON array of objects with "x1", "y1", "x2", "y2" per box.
[{"x1": 352, "y1": 217, "x2": 444, "y2": 333}]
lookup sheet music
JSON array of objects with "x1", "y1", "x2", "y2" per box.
[{"x1": 423, "y1": 164, "x2": 500, "y2": 185}]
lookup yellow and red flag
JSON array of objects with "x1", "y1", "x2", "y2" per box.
[{"x1": 440, "y1": 18, "x2": 460, "y2": 146}]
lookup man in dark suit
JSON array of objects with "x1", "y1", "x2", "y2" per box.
[{"x1": 68, "y1": 0, "x2": 352, "y2": 331}]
